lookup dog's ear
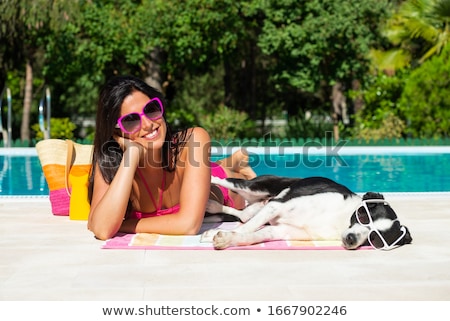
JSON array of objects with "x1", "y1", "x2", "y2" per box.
[
  {"x1": 399, "y1": 226, "x2": 413, "y2": 245},
  {"x1": 362, "y1": 192, "x2": 384, "y2": 200}
]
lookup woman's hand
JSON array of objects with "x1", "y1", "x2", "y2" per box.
[
  {"x1": 114, "y1": 134, "x2": 146, "y2": 164},
  {"x1": 88, "y1": 135, "x2": 143, "y2": 240},
  {"x1": 114, "y1": 134, "x2": 141, "y2": 152}
]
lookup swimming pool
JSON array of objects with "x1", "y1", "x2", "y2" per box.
[
  {"x1": 0, "y1": 149, "x2": 49, "y2": 196},
  {"x1": 1, "y1": 146, "x2": 449, "y2": 196}
]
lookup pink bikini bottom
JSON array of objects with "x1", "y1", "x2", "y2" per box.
[{"x1": 210, "y1": 162, "x2": 234, "y2": 208}]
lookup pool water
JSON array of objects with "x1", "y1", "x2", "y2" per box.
[
  {"x1": 1, "y1": 150, "x2": 449, "y2": 195},
  {"x1": 244, "y1": 153, "x2": 450, "y2": 193},
  {"x1": 0, "y1": 155, "x2": 49, "y2": 196}
]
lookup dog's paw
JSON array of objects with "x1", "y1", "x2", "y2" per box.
[
  {"x1": 200, "y1": 229, "x2": 221, "y2": 243},
  {"x1": 213, "y1": 231, "x2": 235, "y2": 250},
  {"x1": 205, "y1": 199, "x2": 224, "y2": 214}
]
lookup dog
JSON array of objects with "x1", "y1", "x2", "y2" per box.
[{"x1": 202, "y1": 175, "x2": 412, "y2": 250}]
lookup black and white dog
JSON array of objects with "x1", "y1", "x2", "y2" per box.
[{"x1": 202, "y1": 175, "x2": 412, "y2": 250}]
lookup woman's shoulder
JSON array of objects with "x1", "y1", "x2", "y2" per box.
[
  {"x1": 191, "y1": 126, "x2": 210, "y2": 141},
  {"x1": 176, "y1": 127, "x2": 210, "y2": 144},
  {"x1": 174, "y1": 127, "x2": 210, "y2": 168}
]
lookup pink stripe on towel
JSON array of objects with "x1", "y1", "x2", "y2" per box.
[{"x1": 102, "y1": 222, "x2": 372, "y2": 250}]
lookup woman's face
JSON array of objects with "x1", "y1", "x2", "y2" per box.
[{"x1": 118, "y1": 90, "x2": 167, "y2": 150}]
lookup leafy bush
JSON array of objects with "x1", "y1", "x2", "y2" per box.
[
  {"x1": 398, "y1": 45, "x2": 450, "y2": 138},
  {"x1": 284, "y1": 111, "x2": 333, "y2": 139},
  {"x1": 353, "y1": 111, "x2": 405, "y2": 140},
  {"x1": 32, "y1": 117, "x2": 77, "y2": 140},
  {"x1": 351, "y1": 71, "x2": 407, "y2": 139},
  {"x1": 199, "y1": 104, "x2": 256, "y2": 140}
]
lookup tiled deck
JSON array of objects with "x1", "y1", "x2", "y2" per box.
[{"x1": 1, "y1": 194, "x2": 449, "y2": 301}]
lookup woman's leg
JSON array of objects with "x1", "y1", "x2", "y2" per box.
[{"x1": 215, "y1": 149, "x2": 256, "y2": 180}]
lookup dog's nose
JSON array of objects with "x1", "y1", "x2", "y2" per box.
[{"x1": 344, "y1": 233, "x2": 357, "y2": 247}]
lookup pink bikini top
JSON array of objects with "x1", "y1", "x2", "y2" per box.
[
  {"x1": 129, "y1": 162, "x2": 234, "y2": 219},
  {"x1": 129, "y1": 169, "x2": 180, "y2": 219}
]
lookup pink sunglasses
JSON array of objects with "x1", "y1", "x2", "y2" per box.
[{"x1": 116, "y1": 97, "x2": 164, "y2": 134}]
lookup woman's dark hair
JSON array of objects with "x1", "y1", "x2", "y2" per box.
[{"x1": 88, "y1": 75, "x2": 190, "y2": 202}]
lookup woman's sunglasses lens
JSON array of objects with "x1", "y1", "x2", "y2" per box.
[
  {"x1": 144, "y1": 100, "x2": 162, "y2": 119},
  {"x1": 121, "y1": 114, "x2": 141, "y2": 133}
]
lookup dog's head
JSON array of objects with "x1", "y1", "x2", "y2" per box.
[{"x1": 342, "y1": 192, "x2": 412, "y2": 250}]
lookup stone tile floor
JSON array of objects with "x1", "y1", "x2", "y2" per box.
[{"x1": 1, "y1": 194, "x2": 449, "y2": 301}]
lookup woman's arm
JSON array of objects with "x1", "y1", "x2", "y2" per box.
[
  {"x1": 87, "y1": 145, "x2": 141, "y2": 240},
  {"x1": 120, "y1": 127, "x2": 212, "y2": 235}
]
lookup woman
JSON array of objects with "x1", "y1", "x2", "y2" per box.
[{"x1": 88, "y1": 75, "x2": 256, "y2": 240}]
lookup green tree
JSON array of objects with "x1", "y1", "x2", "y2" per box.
[
  {"x1": 1, "y1": 1, "x2": 150, "y2": 141},
  {"x1": 252, "y1": 0, "x2": 392, "y2": 139},
  {"x1": 136, "y1": 0, "x2": 252, "y2": 106},
  {"x1": 398, "y1": 43, "x2": 450, "y2": 138},
  {"x1": 136, "y1": 0, "x2": 391, "y2": 138},
  {"x1": 372, "y1": 0, "x2": 450, "y2": 71},
  {"x1": 134, "y1": 0, "x2": 276, "y2": 134},
  {"x1": 255, "y1": 0, "x2": 391, "y2": 94},
  {"x1": 3, "y1": 0, "x2": 424, "y2": 142},
  {"x1": 44, "y1": 0, "x2": 148, "y2": 119},
  {"x1": 0, "y1": 0, "x2": 80, "y2": 142}
]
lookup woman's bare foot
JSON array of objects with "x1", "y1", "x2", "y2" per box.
[
  {"x1": 232, "y1": 149, "x2": 256, "y2": 180},
  {"x1": 216, "y1": 149, "x2": 256, "y2": 180}
]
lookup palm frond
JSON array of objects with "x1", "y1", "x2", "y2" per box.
[
  {"x1": 379, "y1": 0, "x2": 450, "y2": 67},
  {"x1": 431, "y1": 0, "x2": 450, "y2": 20},
  {"x1": 369, "y1": 48, "x2": 412, "y2": 71}
]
